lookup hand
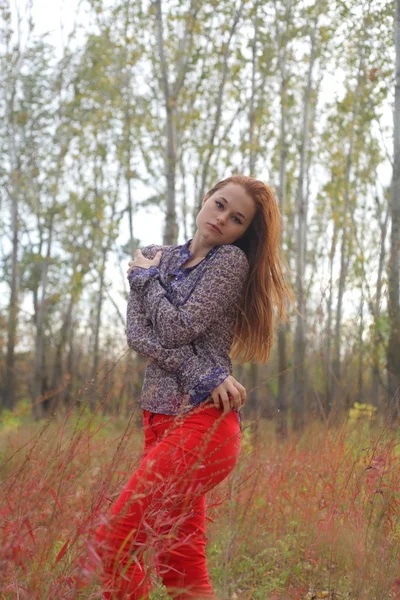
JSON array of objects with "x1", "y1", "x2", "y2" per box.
[
  {"x1": 208, "y1": 375, "x2": 247, "y2": 415},
  {"x1": 127, "y1": 249, "x2": 162, "y2": 276}
]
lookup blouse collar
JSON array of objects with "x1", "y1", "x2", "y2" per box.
[{"x1": 179, "y1": 238, "x2": 219, "y2": 268}]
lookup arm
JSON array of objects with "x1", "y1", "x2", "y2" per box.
[
  {"x1": 128, "y1": 244, "x2": 249, "y2": 348},
  {"x1": 126, "y1": 265, "x2": 230, "y2": 405}
]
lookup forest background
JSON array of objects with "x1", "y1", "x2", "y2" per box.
[
  {"x1": 2, "y1": 0, "x2": 400, "y2": 598},
  {"x1": 0, "y1": 0, "x2": 398, "y2": 432}
]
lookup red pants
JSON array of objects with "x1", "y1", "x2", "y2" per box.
[{"x1": 94, "y1": 403, "x2": 241, "y2": 599}]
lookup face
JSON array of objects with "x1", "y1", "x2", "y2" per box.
[{"x1": 196, "y1": 183, "x2": 257, "y2": 245}]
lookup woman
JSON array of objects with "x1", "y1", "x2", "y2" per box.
[{"x1": 93, "y1": 175, "x2": 294, "y2": 599}]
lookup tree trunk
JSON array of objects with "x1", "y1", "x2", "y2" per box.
[
  {"x1": 155, "y1": 0, "x2": 199, "y2": 244},
  {"x1": 64, "y1": 320, "x2": 75, "y2": 410},
  {"x1": 293, "y1": 5, "x2": 320, "y2": 431},
  {"x1": 387, "y1": 0, "x2": 400, "y2": 424},
  {"x1": 3, "y1": 47, "x2": 21, "y2": 413},
  {"x1": 274, "y1": 0, "x2": 294, "y2": 439},
  {"x1": 248, "y1": 3, "x2": 258, "y2": 178},
  {"x1": 4, "y1": 188, "x2": 19, "y2": 412},
  {"x1": 247, "y1": 362, "x2": 260, "y2": 415},
  {"x1": 371, "y1": 203, "x2": 389, "y2": 409},
  {"x1": 194, "y1": 1, "x2": 244, "y2": 217},
  {"x1": 90, "y1": 246, "x2": 107, "y2": 412},
  {"x1": 324, "y1": 223, "x2": 338, "y2": 418},
  {"x1": 247, "y1": 3, "x2": 260, "y2": 419},
  {"x1": 332, "y1": 32, "x2": 366, "y2": 419},
  {"x1": 357, "y1": 289, "x2": 364, "y2": 404},
  {"x1": 49, "y1": 295, "x2": 74, "y2": 413},
  {"x1": 32, "y1": 217, "x2": 54, "y2": 420}
]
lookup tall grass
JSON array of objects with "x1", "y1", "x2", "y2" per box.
[{"x1": 1, "y1": 402, "x2": 400, "y2": 599}]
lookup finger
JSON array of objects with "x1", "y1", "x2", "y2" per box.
[
  {"x1": 237, "y1": 389, "x2": 246, "y2": 406},
  {"x1": 219, "y1": 393, "x2": 230, "y2": 415},
  {"x1": 237, "y1": 382, "x2": 246, "y2": 398},
  {"x1": 226, "y1": 385, "x2": 241, "y2": 408},
  {"x1": 135, "y1": 249, "x2": 142, "y2": 255},
  {"x1": 232, "y1": 387, "x2": 241, "y2": 407},
  {"x1": 211, "y1": 392, "x2": 220, "y2": 409},
  {"x1": 228, "y1": 392, "x2": 241, "y2": 411},
  {"x1": 232, "y1": 380, "x2": 246, "y2": 406},
  {"x1": 221, "y1": 396, "x2": 231, "y2": 415},
  {"x1": 231, "y1": 379, "x2": 245, "y2": 395}
]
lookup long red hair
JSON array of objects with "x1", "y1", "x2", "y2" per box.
[{"x1": 204, "y1": 175, "x2": 296, "y2": 364}]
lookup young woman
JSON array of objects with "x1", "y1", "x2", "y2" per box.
[{"x1": 93, "y1": 175, "x2": 294, "y2": 599}]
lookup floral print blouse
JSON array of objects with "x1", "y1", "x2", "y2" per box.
[{"x1": 126, "y1": 238, "x2": 249, "y2": 426}]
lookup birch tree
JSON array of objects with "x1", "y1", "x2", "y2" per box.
[
  {"x1": 388, "y1": 0, "x2": 400, "y2": 423},
  {"x1": 153, "y1": 0, "x2": 202, "y2": 244},
  {"x1": 273, "y1": 0, "x2": 292, "y2": 436},
  {"x1": 293, "y1": 0, "x2": 324, "y2": 431},
  {"x1": 0, "y1": 3, "x2": 28, "y2": 412}
]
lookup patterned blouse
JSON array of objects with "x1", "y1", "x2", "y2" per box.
[{"x1": 126, "y1": 238, "x2": 249, "y2": 426}]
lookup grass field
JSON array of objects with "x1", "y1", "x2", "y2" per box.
[{"x1": 1, "y1": 403, "x2": 400, "y2": 600}]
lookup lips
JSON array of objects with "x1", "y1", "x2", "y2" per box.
[{"x1": 208, "y1": 223, "x2": 222, "y2": 234}]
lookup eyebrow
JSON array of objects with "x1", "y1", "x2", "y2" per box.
[{"x1": 219, "y1": 196, "x2": 247, "y2": 221}]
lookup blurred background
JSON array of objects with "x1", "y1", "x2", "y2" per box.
[{"x1": 0, "y1": 0, "x2": 396, "y2": 432}]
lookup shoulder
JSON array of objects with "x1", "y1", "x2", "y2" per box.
[
  {"x1": 202, "y1": 244, "x2": 249, "y2": 287},
  {"x1": 215, "y1": 244, "x2": 249, "y2": 270}
]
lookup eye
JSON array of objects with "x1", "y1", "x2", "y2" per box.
[{"x1": 215, "y1": 200, "x2": 242, "y2": 224}]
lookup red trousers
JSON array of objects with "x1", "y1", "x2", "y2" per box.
[{"x1": 94, "y1": 403, "x2": 241, "y2": 599}]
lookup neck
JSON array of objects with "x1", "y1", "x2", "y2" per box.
[{"x1": 188, "y1": 231, "x2": 216, "y2": 260}]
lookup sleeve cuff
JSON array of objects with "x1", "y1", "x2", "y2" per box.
[
  {"x1": 189, "y1": 367, "x2": 229, "y2": 405},
  {"x1": 176, "y1": 358, "x2": 229, "y2": 406},
  {"x1": 128, "y1": 266, "x2": 160, "y2": 292}
]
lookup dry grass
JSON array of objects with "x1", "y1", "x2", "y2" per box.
[{"x1": 1, "y1": 404, "x2": 400, "y2": 600}]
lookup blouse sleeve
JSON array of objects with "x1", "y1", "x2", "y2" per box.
[
  {"x1": 126, "y1": 245, "x2": 231, "y2": 403},
  {"x1": 128, "y1": 244, "x2": 249, "y2": 348}
]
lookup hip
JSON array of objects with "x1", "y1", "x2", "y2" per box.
[
  {"x1": 142, "y1": 402, "x2": 242, "y2": 459},
  {"x1": 143, "y1": 401, "x2": 241, "y2": 432}
]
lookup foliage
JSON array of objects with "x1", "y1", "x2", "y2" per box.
[{"x1": 348, "y1": 401, "x2": 377, "y2": 424}]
